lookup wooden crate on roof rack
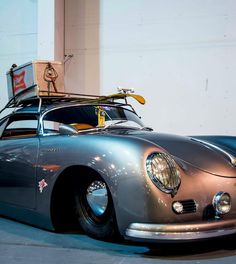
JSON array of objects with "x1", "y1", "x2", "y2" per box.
[{"x1": 6, "y1": 60, "x2": 65, "y2": 101}]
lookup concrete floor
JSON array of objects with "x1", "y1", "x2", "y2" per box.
[{"x1": 1, "y1": 217, "x2": 236, "y2": 264}]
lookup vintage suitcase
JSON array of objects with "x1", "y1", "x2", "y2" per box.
[{"x1": 6, "y1": 60, "x2": 64, "y2": 100}]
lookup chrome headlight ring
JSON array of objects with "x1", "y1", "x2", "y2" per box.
[
  {"x1": 212, "y1": 191, "x2": 231, "y2": 216},
  {"x1": 146, "y1": 152, "x2": 181, "y2": 195}
]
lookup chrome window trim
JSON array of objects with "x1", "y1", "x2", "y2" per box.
[{"x1": 39, "y1": 103, "x2": 142, "y2": 136}]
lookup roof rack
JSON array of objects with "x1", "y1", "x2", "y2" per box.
[
  {"x1": 0, "y1": 86, "x2": 145, "y2": 116},
  {"x1": 5, "y1": 87, "x2": 103, "y2": 106}
]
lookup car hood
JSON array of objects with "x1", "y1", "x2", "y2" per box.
[{"x1": 100, "y1": 129, "x2": 236, "y2": 177}]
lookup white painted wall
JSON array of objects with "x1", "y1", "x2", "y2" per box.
[
  {"x1": 38, "y1": 0, "x2": 64, "y2": 61},
  {"x1": 0, "y1": 0, "x2": 64, "y2": 110},
  {"x1": 37, "y1": 0, "x2": 54, "y2": 60},
  {"x1": 100, "y1": 0, "x2": 236, "y2": 135},
  {"x1": 0, "y1": 0, "x2": 38, "y2": 108},
  {"x1": 65, "y1": 0, "x2": 100, "y2": 95},
  {"x1": 1, "y1": 0, "x2": 236, "y2": 136}
]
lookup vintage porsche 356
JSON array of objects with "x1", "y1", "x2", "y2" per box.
[{"x1": 0, "y1": 87, "x2": 236, "y2": 242}]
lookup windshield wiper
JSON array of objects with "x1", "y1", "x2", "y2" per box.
[
  {"x1": 141, "y1": 126, "x2": 153, "y2": 131},
  {"x1": 104, "y1": 120, "x2": 128, "y2": 129},
  {"x1": 104, "y1": 121, "x2": 153, "y2": 131}
]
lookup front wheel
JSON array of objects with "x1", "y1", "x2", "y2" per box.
[{"x1": 75, "y1": 174, "x2": 118, "y2": 240}]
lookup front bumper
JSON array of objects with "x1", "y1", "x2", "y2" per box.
[{"x1": 125, "y1": 219, "x2": 236, "y2": 242}]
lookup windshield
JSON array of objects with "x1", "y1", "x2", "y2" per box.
[{"x1": 42, "y1": 105, "x2": 144, "y2": 133}]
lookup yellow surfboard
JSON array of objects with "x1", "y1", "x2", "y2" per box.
[{"x1": 103, "y1": 93, "x2": 146, "y2": 105}]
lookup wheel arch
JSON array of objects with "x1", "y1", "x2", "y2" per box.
[{"x1": 50, "y1": 165, "x2": 116, "y2": 232}]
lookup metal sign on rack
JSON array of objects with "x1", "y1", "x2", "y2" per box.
[{"x1": 6, "y1": 60, "x2": 65, "y2": 101}]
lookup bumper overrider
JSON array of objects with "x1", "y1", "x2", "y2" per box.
[{"x1": 125, "y1": 219, "x2": 236, "y2": 241}]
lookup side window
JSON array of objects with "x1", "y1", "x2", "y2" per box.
[
  {"x1": 43, "y1": 120, "x2": 62, "y2": 134},
  {"x1": 0, "y1": 118, "x2": 9, "y2": 138},
  {"x1": 2, "y1": 115, "x2": 38, "y2": 139},
  {"x1": 42, "y1": 106, "x2": 98, "y2": 134}
]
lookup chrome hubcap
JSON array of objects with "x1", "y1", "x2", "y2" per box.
[{"x1": 86, "y1": 181, "x2": 108, "y2": 216}]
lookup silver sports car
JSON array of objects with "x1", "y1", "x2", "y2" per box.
[{"x1": 0, "y1": 89, "x2": 236, "y2": 242}]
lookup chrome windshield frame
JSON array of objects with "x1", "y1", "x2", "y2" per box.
[{"x1": 39, "y1": 103, "x2": 144, "y2": 136}]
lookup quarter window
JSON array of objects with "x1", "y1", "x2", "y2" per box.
[{"x1": 2, "y1": 115, "x2": 38, "y2": 139}]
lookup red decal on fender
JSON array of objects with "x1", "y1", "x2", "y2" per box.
[{"x1": 38, "y1": 179, "x2": 48, "y2": 193}]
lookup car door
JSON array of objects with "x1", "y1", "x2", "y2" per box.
[{"x1": 0, "y1": 113, "x2": 39, "y2": 209}]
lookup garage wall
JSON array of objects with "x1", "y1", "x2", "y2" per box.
[
  {"x1": 0, "y1": 0, "x2": 38, "y2": 109},
  {"x1": 1, "y1": 1, "x2": 235, "y2": 136},
  {"x1": 0, "y1": 0, "x2": 64, "y2": 111},
  {"x1": 65, "y1": 0, "x2": 100, "y2": 95},
  {"x1": 100, "y1": 0, "x2": 236, "y2": 135}
]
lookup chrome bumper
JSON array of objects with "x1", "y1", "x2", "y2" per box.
[{"x1": 125, "y1": 219, "x2": 236, "y2": 241}]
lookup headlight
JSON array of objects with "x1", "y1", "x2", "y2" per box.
[
  {"x1": 212, "y1": 192, "x2": 231, "y2": 215},
  {"x1": 146, "y1": 152, "x2": 181, "y2": 194}
]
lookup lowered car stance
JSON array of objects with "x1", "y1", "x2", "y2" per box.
[{"x1": 0, "y1": 89, "x2": 236, "y2": 242}]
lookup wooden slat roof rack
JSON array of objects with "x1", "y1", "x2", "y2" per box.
[{"x1": 1, "y1": 86, "x2": 145, "y2": 115}]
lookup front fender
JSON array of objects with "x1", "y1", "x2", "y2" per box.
[{"x1": 36, "y1": 134, "x2": 163, "y2": 232}]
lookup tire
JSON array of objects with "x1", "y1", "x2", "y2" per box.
[{"x1": 74, "y1": 174, "x2": 118, "y2": 240}]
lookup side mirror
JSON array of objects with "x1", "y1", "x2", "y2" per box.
[{"x1": 59, "y1": 124, "x2": 78, "y2": 135}]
